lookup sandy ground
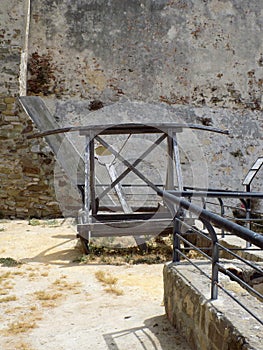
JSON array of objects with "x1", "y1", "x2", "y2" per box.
[{"x1": 0, "y1": 219, "x2": 191, "y2": 350}]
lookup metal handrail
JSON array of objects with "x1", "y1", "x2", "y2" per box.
[
  {"x1": 159, "y1": 189, "x2": 263, "y2": 325},
  {"x1": 162, "y1": 190, "x2": 263, "y2": 248}
]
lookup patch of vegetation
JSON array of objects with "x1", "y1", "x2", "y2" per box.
[
  {"x1": 5, "y1": 319, "x2": 37, "y2": 334},
  {"x1": 29, "y1": 218, "x2": 62, "y2": 227},
  {"x1": 28, "y1": 218, "x2": 41, "y2": 226},
  {"x1": 0, "y1": 295, "x2": 17, "y2": 303},
  {"x1": 0, "y1": 257, "x2": 22, "y2": 267},
  {"x1": 41, "y1": 272, "x2": 49, "y2": 277},
  {"x1": 74, "y1": 236, "x2": 173, "y2": 265},
  {"x1": 95, "y1": 270, "x2": 118, "y2": 285},
  {"x1": 104, "y1": 285, "x2": 124, "y2": 296},
  {"x1": 14, "y1": 342, "x2": 35, "y2": 350},
  {"x1": 95, "y1": 270, "x2": 124, "y2": 296},
  {"x1": 0, "y1": 281, "x2": 14, "y2": 292},
  {"x1": 34, "y1": 290, "x2": 62, "y2": 301},
  {"x1": 44, "y1": 219, "x2": 61, "y2": 227},
  {"x1": 0, "y1": 271, "x2": 12, "y2": 282},
  {"x1": 0, "y1": 289, "x2": 8, "y2": 295},
  {"x1": 52, "y1": 278, "x2": 82, "y2": 292}
]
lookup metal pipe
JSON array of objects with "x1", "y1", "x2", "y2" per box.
[
  {"x1": 168, "y1": 190, "x2": 263, "y2": 199},
  {"x1": 161, "y1": 190, "x2": 263, "y2": 249}
]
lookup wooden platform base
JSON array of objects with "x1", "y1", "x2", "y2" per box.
[{"x1": 77, "y1": 212, "x2": 173, "y2": 241}]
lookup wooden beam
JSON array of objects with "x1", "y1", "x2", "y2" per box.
[{"x1": 77, "y1": 218, "x2": 173, "y2": 237}]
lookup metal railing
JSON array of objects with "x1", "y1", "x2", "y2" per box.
[{"x1": 160, "y1": 189, "x2": 263, "y2": 325}]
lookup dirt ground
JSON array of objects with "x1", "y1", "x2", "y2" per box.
[{"x1": 0, "y1": 219, "x2": 191, "y2": 350}]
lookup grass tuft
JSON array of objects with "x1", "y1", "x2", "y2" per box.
[
  {"x1": 0, "y1": 257, "x2": 21, "y2": 267},
  {"x1": 28, "y1": 218, "x2": 41, "y2": 226},
  {"x1": 34, "y1": 290, "x2": 62, "y2": 301},
  {"x1": 0, "y1": 295, "x2": 17, "y2": 303},
  {"x1": 105, "y1": 286, "x2": 124, "y2": 296},
  {"x1": 29, "y1": 219, "x2": 61, "y2": 227},
  {"x1": 14, "y1": 342, "x2": 35, "y2": 350},
  {"x1": 95, "y1": 270, "x2": 124, "y2": 296},
  {"x1": 0, "y1": 271, "x2": 11, "y2": 283},
  {"x1": 95, "y1": 270, "x2": 118, "y2": 285},
  {"x1": 5, "y1": 320, "x2": 36, "y2": 334},
  {"x1": 52, "y1": 278, "x2": 82, "y2": 291}
]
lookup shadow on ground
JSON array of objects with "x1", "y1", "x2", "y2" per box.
[{"x1": 103, "y1": 314, "x2": 186, "y2": 350}]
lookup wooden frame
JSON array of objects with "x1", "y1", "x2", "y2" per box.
[{"x1": 76, "y1": 123, "x2": 185, "y2": 252}]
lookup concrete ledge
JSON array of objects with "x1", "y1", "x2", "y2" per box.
[
  {"x1": 219, "y1": 236, "x2": 263, "y2": 262},
  {"x1": 163, "y1": 262, "x2": 262, "y2": 350}
]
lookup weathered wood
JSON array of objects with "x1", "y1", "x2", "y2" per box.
[
  {"x1": 77, "y1": 218, "x2": 173, "y2": 238},
  {"x1": 172, "y1": 132, "x2": 184, "y2": 191},
  {"x1": 19, "y1": 96, "x2": 115, "y2": 206},
  {"x1": 19, "y1": 96, "x2": 85, "y2": 185},
  {"x1": 104, "y1": 161, "x2": 148, "y2": 250},
  {"x1": 106, "y1": 163, "x2": 132, "y2": 213},
  {"x1": 91, "y1": 211, "x2": 172, "y2": 222},
  {"x1": 166, "y1": 134, "x2": 174, "y2": 190},
  {"x1": 97, "y1": 134, "x2": 166, "y2": 201},
  {"x1": 96, "y1": 135, "x2": 162, "y2": 195},
  {"x1": 90, "y1": 139, "x2": 96, "y2": 214},
  {"x1": 25, "y1": 122, "x2": 229, "y2": 139}
]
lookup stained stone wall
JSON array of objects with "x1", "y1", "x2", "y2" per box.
[
  {"x1": 0, "y1": 0, "x2": 61, "y2": 218},
  {"x1": 28, "y1": 0, "x2": 263, "y2": 108},
  {"x1": 0, "y1": 0, "x2": 263, "y2": 218}
]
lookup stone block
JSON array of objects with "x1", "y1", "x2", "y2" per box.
[
  {"x1": 23, "y1": 167, "x2": 40, "y2": 175},
  {"x1": 0, "y1": 167, "x2": 14, "y2": 174},
  {"x1": 1, "y1": 110, "x2": 16, "y2": 116},
  {"x1": 4, "y1": 97, "x2": 16, "y2": 104}
]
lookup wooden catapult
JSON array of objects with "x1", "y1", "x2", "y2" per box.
[{"x1": 19, "y1": 96, "x2": 229, "y2": 253}]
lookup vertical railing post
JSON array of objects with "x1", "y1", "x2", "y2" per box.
[
  {"x1": 200, "y1": 218, "x2": 219, "y2": 300},
  {"x1": 84, "y1": 134, "x2": 91, "y2": 224},
  {"x1": 211, "y1": 241, "x2": 219, "y2": 300},
  {"x1": 165, "y1": 199, "x2": 181, "y2": 263},
  {"x1": 246, "y1": 184, "x2": 252, "y2": 248},
  {"x1": 166, "y1": 134, "x2": 174, "y2": 191},
  {"x1": 173, "y1": 215, "x2": 181, "y2": 263},
  {"x1": 218, "y1": 198, "x2": 225, "y2": 238},
  {"x1": 90, "y1": 138, "x2": 96, "y2": 215}
]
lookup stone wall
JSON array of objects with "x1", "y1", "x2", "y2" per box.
[
  {"x1": 0, "y1": 0, "x2": 61, "y2": 218},
  {"x1": 28, "y1": 0, "x2": 263, "y2": 108},
  {"x1": 163, "y1": 262, "x2": 262, "y2": 350},
  {"x1": 0, "y1": 0, "x2": 263, "y2": 218}
]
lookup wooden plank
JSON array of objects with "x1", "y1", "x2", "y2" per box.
[
  {"x1": 91, "y1": 212, "x2": 172, "y2": 222},
  {"x1": 19, "y1": 96, "x2": 115, "y2": 206},
  {"x1": 25, "y1": 123, "x2": 229, "y2": 139},
  {"x1": 19, "y1": 96, "x2": 85, "y2": 185},
  {"x1": 106, "y1": 163, "x2": 132, "y2": 213},
  {"x1": 96, "y1": 135, "x2": 162, "y2": 195},
  {"x1": 97, "y1": 134, "x2": 166, "y2": 201},
  {"x1": 166, "y1": 134, "x2": 174, "y2": 190},
  {"x1": 77, "y1": 218, "x2": 173, "y2": 237},
  {"x1": 172, "y1": 132, "x2": 184, "y2": 191},
  {"x1": 104, "y1": 163, "x2": 148, "y2": 249}
]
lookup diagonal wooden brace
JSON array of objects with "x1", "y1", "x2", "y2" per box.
[{"x1": 96, "y1": 134, "x2": 166, "y2": 201}]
